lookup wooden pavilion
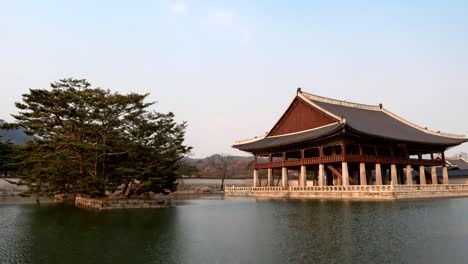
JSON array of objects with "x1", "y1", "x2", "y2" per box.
[{"x1": 232, "y1": 89, "x2": 468, "y2": 190}]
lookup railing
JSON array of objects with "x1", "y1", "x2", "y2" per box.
[
  {"x1": 393, "y1": 184, "x2": 468, "y2": 191},
  {"x1": 226, "y1": 184, "x2": 468, "y2": 193},
  {"x1": 225, "y1": 186, "x2": 284, "y2": 192},
  {"x1": 255, "y1": 154, "x2": 444, "y2": 169},
  {"x1": 289, "y1": 185, "x2": 394, "y2": 192}
]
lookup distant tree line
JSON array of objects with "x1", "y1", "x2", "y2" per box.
[
  {"x1": 178, "y1": 154, "x2": 254, "y2": 179},
  {"x1": 4, "y1": 78, "x2": 191, "y2": 198},
  {"x1": 177, "y1": 154, "x2": 253, "y2": 190}
]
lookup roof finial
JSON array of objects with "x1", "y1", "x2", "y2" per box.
[
  {"x1": 297, "y1": 87, "x2": 302, "y2": 93},
  {"x1": 379, "y1": 103, "x2": 383, "y2": 110}
]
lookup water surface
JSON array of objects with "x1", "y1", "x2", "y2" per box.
[{"x1": 1, "y1": 196, "x2": 468, "y2": 263}]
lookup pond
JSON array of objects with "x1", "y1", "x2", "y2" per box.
[{"x1": 1, "y1": 196, "x2": 468, "y2": 263}]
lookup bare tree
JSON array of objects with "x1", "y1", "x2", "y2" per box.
[{"x1": 208, "y1": 154, "x2": 233, "y2": 190}]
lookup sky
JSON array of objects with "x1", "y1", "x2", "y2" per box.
[{"x1": 1, "y1": 0, "x2": 468, "y2": 158}]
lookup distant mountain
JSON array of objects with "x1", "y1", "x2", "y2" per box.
[{"x1": 0, "y1": 119, "x2": 34, "y2": 145}]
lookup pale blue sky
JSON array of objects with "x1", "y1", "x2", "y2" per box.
[{"x1": 1, "y1": 0, "x2": 467, "y2": 158}]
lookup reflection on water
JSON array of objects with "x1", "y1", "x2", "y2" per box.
[{"x1": 1, "y1": 197, "x2": 468, "y2": 263}]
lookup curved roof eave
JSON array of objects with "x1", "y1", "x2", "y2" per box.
[{"x1": 232, "y1": 122, "x2": 344, "y2": 153}]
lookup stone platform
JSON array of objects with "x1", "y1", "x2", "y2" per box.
[
  {"x1": 75, "y1": 196, "x2": 173, "y2": 210},
  {"x1": 225, "y1": 185, "x2": 468, "y2": 200}
]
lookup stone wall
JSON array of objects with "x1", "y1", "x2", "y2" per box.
[
  {"x1": 54, "y1": 193, "x2": 76, "y2": 203},
  {"x1": 75, "y1": 196, "x2": 173, "y2": 210}
]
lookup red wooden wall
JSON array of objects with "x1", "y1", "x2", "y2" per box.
[{"x1": 268, "y1": 98, "x2": 335, "y2": 136}]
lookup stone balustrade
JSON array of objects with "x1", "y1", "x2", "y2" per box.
[
  {"x1": 225, "y1": 186, "x2": 283, "y2": 192},
  {"x1": 289, "y1": 185, "x2": 394, "y2": 192},
  {"x1": 225, "y1": 184, "x2": 468, "y2": 200},
  {"x1": 393, "y1": 184, "x2": 468, "y2": 191}
]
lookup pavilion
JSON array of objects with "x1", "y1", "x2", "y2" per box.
[{"x1": 228, "y1": 89, "x2": 468, "y2": 200}]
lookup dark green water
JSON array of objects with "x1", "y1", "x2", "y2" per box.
[{"x1": 2, "y1": 196, "x2": 468, "y2": 264}]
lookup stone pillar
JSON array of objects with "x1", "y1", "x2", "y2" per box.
[
  {"x1": 406, "y1": 165, "x2": 413, "y2": 185},
  {"x1": 253, "y1": 170, "x2": 259, "y2": 187},
  {"x1": 390, "y1": 164, "x2": 398, "y2": 185},
  {"x1": 318, "y1": 164, "x2": 325, "y2": 186},
  {"x1": 267, "y1": 168, "x2": 273, "y2": 187},
  {"x1": 419, "y1": 166, "x2": 426, "y2": 185},
  {"x1": 431, "y1": 166, "x2": 438, "y2": 185},
  {"x1": 300, "y1": 165, "x2": 307, "y2": 187},
  {"x1": 282, "y1": 167, "x2": 288, "y2": 189},
  {"x1": 375, "y1": 163, "x2": 383, "y2": 185},
  {"x1": 442, "y1": 166, "x2": 449, "y2": 184},
  {"x1": 359, "y1": 163, "x2": 367, "y2": 185},
  {"x1": 342, "y1": 162, "x2": 349, "y2": 186}
]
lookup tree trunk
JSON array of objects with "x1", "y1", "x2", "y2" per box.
[
  {"x1": 125, "y1": 181, "x2": 133, "y2": 198},
  {"x1": 220, "y1": 177, "x2": 225, "y2": 190},
  {"x1": 122, "y1": 180, "x2": 130, "y2": 195},
  {"x1": 78, "y1": 152, "x2": 85, "y2": 178}
]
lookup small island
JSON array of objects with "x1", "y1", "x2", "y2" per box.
[{"x1": 1, "y1": 78, "x2": 191, "y2": 209}]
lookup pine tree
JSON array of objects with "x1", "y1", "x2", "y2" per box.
[{"x1": 12, "y1": 78, "x2": 191, "y2": 197}]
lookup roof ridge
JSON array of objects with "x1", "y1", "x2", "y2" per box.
[{"x1": 301, "y1": 91, "x2": 381, "y2": 111}]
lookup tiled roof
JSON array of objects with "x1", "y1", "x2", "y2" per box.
[
  {"x1": 447, "y1": 158, "x2": 468, "y2": 170},
  {"x1": 305, "y1": 93, "x2": 466, "y2": 145},
  {"x1": 233, "y1": 123, "x2": 342, "y2": 151}
]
